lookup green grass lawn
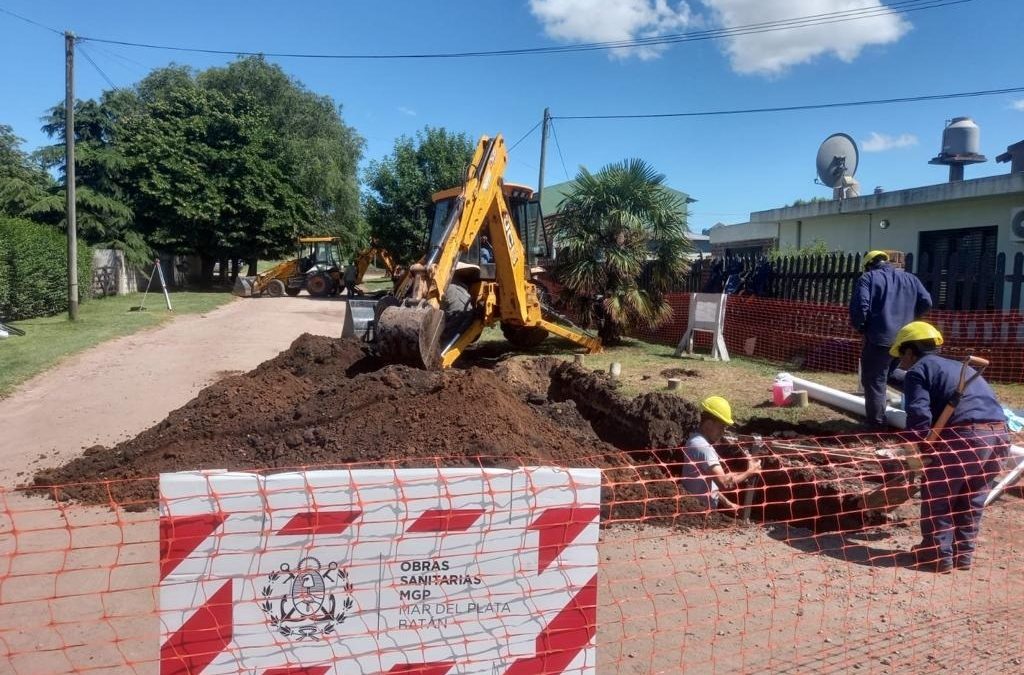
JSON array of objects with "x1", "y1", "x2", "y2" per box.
[
  {"x1": 0, "y1": 291, "x2": 233, "y2": 397},
  {"x1": 471, "y1": 326, "x2": 1024, "y2": 433}
]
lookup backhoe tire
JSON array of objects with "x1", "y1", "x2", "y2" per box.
[
  {"x1": 439, "y1": 283, "x2": 475, "y2": 348},
  {"x1": 266, "y1": 279, "x2": 286, "y2": 297},
  {"x1": 284, "y1": 286, "x2": 301, "y2": 297},
  {"x1": 501, "y1": 323, "x2": 549, "y2": 349},
  {"x1": 307, "y1": 273, "x2": 334, "y2": 297}
]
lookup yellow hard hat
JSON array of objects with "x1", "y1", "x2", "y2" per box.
[
  {"x1": 889, "y1": 321, "x2": 944, "y2": 357},
  {"x1": 700, "y1": 396, "x2": 734, "y2": 426},
  {"x1": 863, "y1": 250, "x2": 889, "y2": 269}
]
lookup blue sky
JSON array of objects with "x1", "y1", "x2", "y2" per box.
[{"x1": 1, "y1": 0, "x2": 1022, "y2": 233}]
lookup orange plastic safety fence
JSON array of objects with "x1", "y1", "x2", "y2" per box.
[
  {"x1": 1, "y1": 428, "x2": 1022, "y2": 674},
  {"x1": 632, "y1": 293, "x2": 1024, "y2": 384}
]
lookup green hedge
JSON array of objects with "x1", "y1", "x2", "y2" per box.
[{"x1": 0, "y1": 216, "x2": 92, "y2": 321}]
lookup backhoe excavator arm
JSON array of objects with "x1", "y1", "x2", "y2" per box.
[
  {"x1": 373, "y1": 134, "x2": 600, "y2": 368},
  {"x1": 354, "y1": 247, "x2": 398, "y2": 284}
]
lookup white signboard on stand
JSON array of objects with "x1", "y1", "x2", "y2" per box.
[
  {"x1": 675, "y1": 293, "x2": 730, "y2": 361},
  {"x1": 159, "y1": 467, "x2": 600, "y2": 675}
]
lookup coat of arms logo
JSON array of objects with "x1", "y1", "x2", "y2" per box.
[{"x1": 259, "y1": 556, "x2": 354, "y2": 640}]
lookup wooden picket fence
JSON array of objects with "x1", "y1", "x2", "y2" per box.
[{"x1": 655, "y1": 251, "x2": 1024, "y2": 311}]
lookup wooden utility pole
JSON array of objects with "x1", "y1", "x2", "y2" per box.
[
  {"x1": 535, "y1": 107, "x2": 550, "y2": 208},
  {"x1": 65, "y1": 31, "x2": 79, "y2": 321}
]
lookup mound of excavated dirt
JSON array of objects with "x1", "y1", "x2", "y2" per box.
[
  {"x1": 34, "y1": 335, "x2": 887, "y2": 532},
  {"x1": 33, "y1": 336, "x2": 722, "y2": 527},
  {"x1": 548, "y1": 362, "x2": 701, "y2": 450}
]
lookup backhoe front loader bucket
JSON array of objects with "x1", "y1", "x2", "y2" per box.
[
  {"x1": 375, "y1": 304, "x2": 445, "y2": 368},
  {"x1": 233, "y1": 276, "x2": 256, "y2": 297}
]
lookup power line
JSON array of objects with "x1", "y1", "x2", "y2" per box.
[
  {"x1": 553, "y1": 85, "x2": 1024, "y2": 121},
  {"x1": 550, "y1": 120, "x2": 570, "y2": 181},
  {"x1": 508, "y1": 120, "x2": 542, "y2": 152},
  {"x1": 72, "y1": 0, "x2": 968, "y2": 60},
  {"x1": 0, "y1": 5, "x2": 61, "y2": 35},
  {"x1": 77, "y1": 44, "x2": 119, "y2": 91}
]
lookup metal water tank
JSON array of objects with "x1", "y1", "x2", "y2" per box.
[{"x1": 940, "y1": 117, "x2": 981, "y2": 157}]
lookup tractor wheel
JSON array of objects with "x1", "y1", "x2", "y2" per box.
[
  {"x1": 307, "y1": 273, "x2": 334, "y2": 297},
  {"x1": 284, "y1": 286, "x2": 301, "y2": 297},
  {"x1": 501, "y1": 323, "x2": 549, "y2": 349},
  {"x1": 439, "y1": 283, "x2": 475, "y2": 347},
  {"x1": 266, "y1": 279, "x2": 287, "y2": 297}
]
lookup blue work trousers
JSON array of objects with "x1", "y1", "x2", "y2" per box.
[
  {"x1": 919, "y1": 429, "x2": 1008, "y2": 566},
  {"x1": 861, "y1": 342, "x2": 894, "y2": 426}
]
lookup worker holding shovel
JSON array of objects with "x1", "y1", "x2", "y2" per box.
[{"x1": 891, "y1": 321, "x2": 1009, "y2": 573}]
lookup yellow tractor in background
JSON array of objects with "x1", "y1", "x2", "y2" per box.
[
  {"x1": 371, "y1": 134, "x2": 601, "y2": 368},
  {"x1": 233, "y1": 238, "x2": 398, "y2": 298},
  {"x1": 233, "y1": 237, "x2": 343, "y2": 298}
]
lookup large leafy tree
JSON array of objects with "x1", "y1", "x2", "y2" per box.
[
  {"x1": 198, "y1": 56, "x2": 365, "y2": 259},
  {"x1": 0, "y1": 124, "x2": 53, "y2": 218},
  {"x1": 119, "y1": 69, "x2": 309, "y2": 282},
  {"x1": 363, "y1": 127, "x2": 475, "y2": 264},
  {"x1": 554, "y1": 158, "x2": 692, "y2": 345},
  {"x1": 34, "y1": 94, "x2": 144, "y2": 264},
  {"x1": 31, "y1": 58, "x2": 364, "y2": 280}
]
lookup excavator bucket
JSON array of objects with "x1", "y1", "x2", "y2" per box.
[
  {"x1": 375, "y1": 304, "x2": 446, "y2": 368},
  {"x1": 233, "y1": 276, "x2": 256, "y2": 297}
]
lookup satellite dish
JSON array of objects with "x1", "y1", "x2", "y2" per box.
[{"x1": 816, "y1": 133, "x2": 859, "y2": 188}]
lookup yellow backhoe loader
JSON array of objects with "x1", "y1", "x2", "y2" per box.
[
  {"x1": 233, "y1": 237, "x2": 343, "y2": 298},
  {"x1": 370, "y1": 134, "x2": 601, "y2": 368}
]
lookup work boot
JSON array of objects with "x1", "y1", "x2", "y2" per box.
[
  {"x1": 954, "y1": 556, "x2": 972, "y2": 571},
  {"x1": 910, "y1": 543, "x2": 953, "y2": 574}
]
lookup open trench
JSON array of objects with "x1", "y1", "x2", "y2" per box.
[{"x1": 33, "y1": 335, "x2": 886, "y2": 531}]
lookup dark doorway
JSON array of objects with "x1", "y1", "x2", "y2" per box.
[{"x1": 917, "y1": 226, "x2": 998, "y2": 309}]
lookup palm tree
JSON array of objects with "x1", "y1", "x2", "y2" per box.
[{"x1": 553, "y1": 158, "x2": 692, "y2": 345}]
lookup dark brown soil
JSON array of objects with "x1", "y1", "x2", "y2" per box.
[
  {"x1": 31, "y1": 337, "x2": 719, "y2": 527},
  {"x1": 33, "y1": 335, "x2": 888, "y2": 532}
]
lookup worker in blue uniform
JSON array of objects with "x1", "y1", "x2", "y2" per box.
[
  {"x1": 849, "y1": 251, "x2": 932, "y2": 428},
  {"x1": 891, "y1": 321, "x2": 1009, "y2": 573}
]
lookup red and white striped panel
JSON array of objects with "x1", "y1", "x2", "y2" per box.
[{"x1": 159, "y1": 467, "x2": 600, "y2": 674}]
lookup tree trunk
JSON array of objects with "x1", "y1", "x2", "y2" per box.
[
  {"x1": 199, "y1": 255, "x2": 215, "y2": 288},
  {"x1": 230, "y1": 259, "x2": 240, "y2": 281},
  {"x1": 247, "y1": 258, "x2": 258, "y2": 276},
  {"x1": 598, "y1": 318, "x2": 623, "y2": 346}
]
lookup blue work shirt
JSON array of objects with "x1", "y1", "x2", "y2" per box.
[
  {"x1": 903, "y1": 353, "x2": 1006, "y2": 433},
  {"x1": 849, "y1": 263, "x2": 932, "y2": 346}
]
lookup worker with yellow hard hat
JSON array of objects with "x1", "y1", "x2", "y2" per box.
[
  {"x1": 890, "y1": 321, "x2": 1008, "y2": 573},
  {"x1": 849, "y1": 249, "x2": 932, "y2": 428},
  {"x1": 678, "y1": 396, "x2": 761, "y2": 511}
]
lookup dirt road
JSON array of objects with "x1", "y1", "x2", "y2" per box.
[
  {"x1": 0, "y1": 296, "x2": 346, "y2": 487},
  {"x1": 0, "y1": 297, "x2": 1021, "y2": 673}
]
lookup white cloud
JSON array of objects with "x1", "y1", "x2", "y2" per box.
[
  {"x1": 1010, "y1": 99, "x2": 1024, "y2": 112},
  {"x1": 397, "y1": 106, "x2": 417, "y2": 116},
  {"x1": 528, "y1": 0, "x2": 912, "y2": 71},
  {"x1": 703, "y1": 0, "x2": 911, "y2": 75},
  {"x1": 861, "y1": 131, "x2": 918, "y2": 152},
  {"x1": 529, "y1": 0, "x2": 693, "y2": 60}
]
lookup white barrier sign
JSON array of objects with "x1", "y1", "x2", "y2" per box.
[
  {"x1": 159, "y1": 467, "x2": 600, "y2": 675},
  {"x1": 675, "y1": 292, "x2": 730, "y2": 361}
]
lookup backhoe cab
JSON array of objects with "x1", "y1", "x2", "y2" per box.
[{"x1": 371, "y1": 134, "x2": 601, "y2": 368}]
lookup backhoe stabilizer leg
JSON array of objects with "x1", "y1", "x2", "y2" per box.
[
  {"x1": 439, "y1": 319, "x2": 486, "y2": 368},
  {"x1": 537, "y1": 319, "x2": 603, "y2": 353}
]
